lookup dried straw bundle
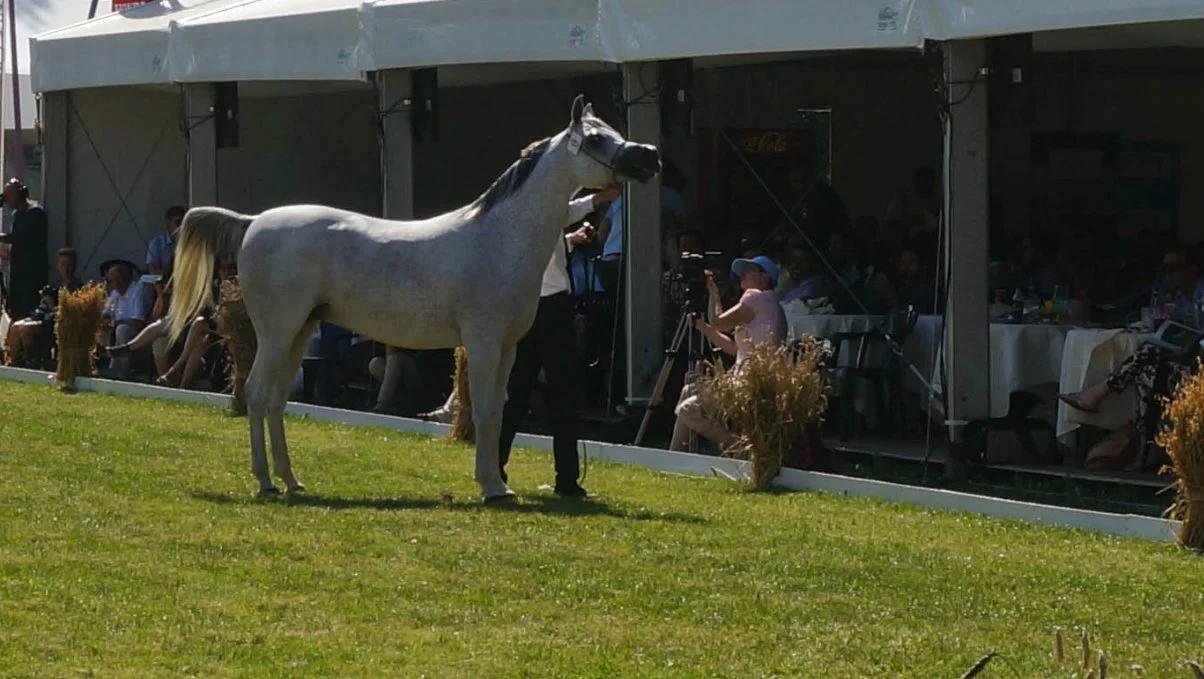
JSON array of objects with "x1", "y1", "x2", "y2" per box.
[
  {"x1": 448, "y1": 346, "x2": 474, "y2": 442},
  {"x1": 53, "y1": 283, "x2": 107, "y2": 389},
  {"x1": 1156, "y1": 361, "x2": 1204, "y2": 550},
  {"x1": 214, "y1": 278, "x2": 257, "y2": 415},
  {"x1": 700, "y1": 338, "x2": 828, "y2": 490}
]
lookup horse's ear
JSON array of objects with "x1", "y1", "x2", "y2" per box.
[
  {"x1": 570, "y1": 94, "x2": 586, "y2": 126},
  {"x1": 582, "y1": 103, "x2": 595, "y2": 119}
]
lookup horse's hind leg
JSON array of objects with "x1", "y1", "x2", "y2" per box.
[
  {"x1": 266, "y1": 321, "x2": 319, "y2": 491},
  {"x1": 244, "y1": 346, "x2": 280, "y2": 494}
]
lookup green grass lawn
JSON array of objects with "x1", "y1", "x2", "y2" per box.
[{"x1": 1, "y1": 380, "x2": 1202, "y2": 678}]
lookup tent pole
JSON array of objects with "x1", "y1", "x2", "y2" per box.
[{"x1": 6, "y1": 0, "x2": 20, "y2": 180}]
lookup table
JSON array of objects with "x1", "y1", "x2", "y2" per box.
[
  {"x1": 1055, "y1": 328, "x2": 1147, "y2": 438},
  {"x1": 788, "y1": 312, "x2": 1073, "y2": 418}
]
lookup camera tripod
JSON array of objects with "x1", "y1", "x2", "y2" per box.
[{"x1": 634, "y1": 307, "x2": 712, "y2": 451}]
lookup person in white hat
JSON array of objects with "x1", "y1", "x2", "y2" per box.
[{"x1": 670, "y1": 255, "x2": 787, "y2": 452}]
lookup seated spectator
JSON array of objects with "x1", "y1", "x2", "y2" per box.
[
  {"x1": 826, "y1": 232, "x2": 863, "y2": 290},
  {"x1": 1061, "y1": 339, "x2": 1198, "y2": 470},
  {"x1": 147, "y1": 205, "x2": 185, "y2": 275},
  {"x1": 671, "y1": 256, "x2": 787, "y2": 452},
  {"x1": 1152, "y1": 244, "x2": 1204, "y2": 323},
  {"x1": 370, "y1": 347, "x2": 424, "y2": 414},
  {"x1": 101, "y1": 261, "x2": 150, "y2": 379},
  {"x1": 779, "y1": 244, "x2": 836, "y2": 307},
  {"x1": 4, "y1": 248, "x2": 83, "y2": 367},
  {"x1": 109, "y1": 262, "x2": 232, "y2": 389},
  {"x1": 886, "y1": 167, "x2": 941, "y2": 237},
  {"x1": 893, "y1": 238, "x2": 939, "y2": 314}
]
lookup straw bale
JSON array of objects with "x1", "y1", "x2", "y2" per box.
[
  {"x1": 214, "y1": 278, "x2": 256, "y2": 415},
  {"x1": 449, "y1": 346, "x2": 474, "y2": 442},
  {"x1": 699, "y1": 338, "x2": 828, "y2": 490},
  {"x1": 1156, "y1": 361, "x2": 1204, "y2": 549},
  {"x1": 53, "y1": 283, "x2": 106, "y2": 389}
]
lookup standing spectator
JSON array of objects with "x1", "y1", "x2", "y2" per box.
[{"x1": 0, "y1": 178, "x2": 48, "y2": 319}]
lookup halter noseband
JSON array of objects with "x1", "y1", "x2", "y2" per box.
[{"x1": 573, "y1": 123, "x2": 630, "y2": 184}]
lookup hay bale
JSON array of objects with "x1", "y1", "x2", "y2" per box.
[
  {"x1": 214, "y1": 278, "x2": 256, "y2": 415},
  {"x1": 1156, "y1": 361, "x2": 1204, "y2": 550},
  {"x1": 699, "y1": 338, "x2": 828, "y2": 490},
  {"x1": 448, "y1": 346, "x2": 474, "y2": 442},
  {"x1": 53, "y1": 283, "x2": 107, "y2": 389}
]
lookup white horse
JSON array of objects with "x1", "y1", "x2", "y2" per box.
[{"x1": 167, "y1": 96, "x2": 660, "y2": 500}]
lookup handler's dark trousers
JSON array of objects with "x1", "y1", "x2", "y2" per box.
[{"x1": 499, "y1": 292, "x2": 581, "y2": 487}]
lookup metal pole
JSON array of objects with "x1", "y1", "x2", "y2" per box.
[
  {"x1": 0, "y1": 0, "x2": 7, "y2": 184},
  {"x1": 7, "y1": 0, "x2": 22, "y2": 180},
  {"x1": 88, "y1": 0, "x2": 101, "y2": 19}
]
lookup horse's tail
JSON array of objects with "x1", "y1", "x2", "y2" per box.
[{"x1": 167, "y1": 207, "x2": 254, "y2": 344}]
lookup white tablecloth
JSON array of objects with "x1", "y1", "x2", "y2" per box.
[{"x1": 1055, "y1": 328, "x2": 1147, "y2": 438}]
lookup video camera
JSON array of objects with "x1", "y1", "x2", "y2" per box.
[{"x1": 662, "y1": 250, "x2": 724, "y2": 315}]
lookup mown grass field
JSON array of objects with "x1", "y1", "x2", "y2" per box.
[{"x1": 1, "y1": 380, "x2": 1202, "y2": 678}]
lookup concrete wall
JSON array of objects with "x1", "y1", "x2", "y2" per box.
[
  {"x1": 216, "y1": 88, "x2": 380, "y2": 216},
  {"x1": 66, "y1": 86, "x2": 187, "y2": 279}
]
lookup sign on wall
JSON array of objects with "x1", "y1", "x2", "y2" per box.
[{"x1": 112, "y1": 0, "x2": 155, "y2": 11}]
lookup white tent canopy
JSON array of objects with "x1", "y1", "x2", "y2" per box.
[
  {"x1": 30, "y1": 0, "x2": 248, "y2": 92},
  {"x1": 922, "y1": 0, "x2": 1204, "y2": 40},
  {"x1": 597, "y1": 0, "x2": 926, "y2": 61},
  {"x1": 29, "y1": 0, "x2": 1204, "y2": 94},
  {"x1": 367, "y1": 0, "x2": 601, "y2": 70},
  {"x1": 170, "y1": 0, "x2": 364, "y2": 83}
]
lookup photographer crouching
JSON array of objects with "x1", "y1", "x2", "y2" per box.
[{"x1": 670, "y1": 255, "x2": 786, "y2": 452}]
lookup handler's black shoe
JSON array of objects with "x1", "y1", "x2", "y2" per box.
[{"x1": 554, "y1": 483, "x2": 590, "y2": 499}]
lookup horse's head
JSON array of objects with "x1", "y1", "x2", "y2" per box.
[{"x1": 562, "y1": 95, "x2": 660, "y2": 188}]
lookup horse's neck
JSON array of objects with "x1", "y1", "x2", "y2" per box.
[{"x1": 488, "y1": 145, "x2": 578, "y2": 264}]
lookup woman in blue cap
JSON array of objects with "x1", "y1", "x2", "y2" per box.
[{"x1": 670, "y1": 255, "x2": 787, "y2": 451}]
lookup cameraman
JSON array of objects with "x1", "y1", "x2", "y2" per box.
[{"x1": 670, "y1": 255, "x2": 786, "y2": 452}]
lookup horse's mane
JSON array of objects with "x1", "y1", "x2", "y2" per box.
[{"x1": 468, "y1": 137, "x2": 551, "y2": 217}]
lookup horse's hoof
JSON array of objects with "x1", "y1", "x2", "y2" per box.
[
  {"x1": 286, "y1": 484, "x2": 306, "y2": 494},
  {"x1": 256, "y1": 486, "x2": 282, "y2": 498},
  {"x1": 483, "y1": 491, "x2": 517, "y2": 505}
]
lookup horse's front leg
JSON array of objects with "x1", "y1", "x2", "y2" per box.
[{"x1": 465, "y1": 339, "x2": 517, "y2": 501}]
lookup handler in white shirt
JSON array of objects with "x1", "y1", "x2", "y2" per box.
[
  {"x1": 500, "y1": 185, "x2": 619, "y2": 497},
  {"x1": 419, "y1": 187, "x2": 618, "y2": 496}
]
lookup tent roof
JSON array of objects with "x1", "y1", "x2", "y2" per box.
[
  {"x1": 922, "y1": 0, "x2": 1204, "y2": 40},
  {"x1": 169, "y1": 0, "x2": 364, "y2": 82},
  {"x1": 366, "y1": 0, "x2": 602, "y2": 70},
  {"x1": 30, "y1": 0, "x2": 249, "y2": 92},
  {"x1": 28, "y1": 0, "x2": 1204, "y2": 93},
  {"x1": 597, "y1": 0, "x2": 926, "y2": 62}
]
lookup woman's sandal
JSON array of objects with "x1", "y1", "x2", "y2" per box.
[
  {"x1": 1058, "y1": 392, "x2": 1100, "y2": 414},
  {"x1": 156, "y1": 372, "x2": 182, "y2": 388},
  {"x1": 106, "y1": 343, "x2": 132, "y2": 358}
]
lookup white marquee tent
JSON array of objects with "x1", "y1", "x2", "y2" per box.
[{"x1": 24, "y1": 0, "x2": 1204, "y2": 433}]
